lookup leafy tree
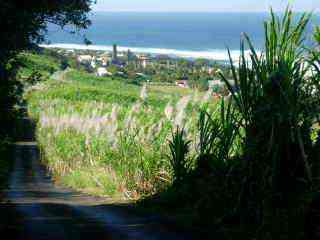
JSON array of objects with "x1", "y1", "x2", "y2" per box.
[
  {"x1": 0, "y1": 0, "x2": 93, "y2": 138},
  {"x1": 177, "y1": 59, "x2": 189, "y2": 68},
  {"x1": 107, "y1": 65, "x2": 119, "y2": 75},
  {"x1": 60, "y1": 57, "x2": 70, "y2": 70},
  {"x1": 313, "y1": 26, "x2": 320, "y2": 45},
  {"x1": 194, "y1": 58, "x2": 209, "y2": 70},
  {"x1": 198, "y1": 77, "x2": 209, "y2": 91}
]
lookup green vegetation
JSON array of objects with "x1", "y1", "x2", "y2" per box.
[
  {"x1": 20, "y1": 6, "x2": 320, "y2": 239},
  {"x1": 26, "y1": 64, "x2": 216, "y2": 199},
  {"x1": 141, "y1": 7, "x2": 320, "y2": 239},
  {"x1": 0, "y1": 0, "x2": 92, "y2": 146},
  {"x1": 0, "y1": 1, "x2": 92, "y2": 198},
  {"x1": 67, "y1": 48, "x2": 232, "y2": 89},
  {"x1": 17, "y1": 51, "x2": 60, "y2": 78}
]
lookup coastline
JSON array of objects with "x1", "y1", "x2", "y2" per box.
[{"x1": 40, "y1": 43, "x2": 254, "y2": 61}]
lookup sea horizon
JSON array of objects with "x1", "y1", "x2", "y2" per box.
[
  {"x1": 46, "y1": 11, "x2": 320, "y2": 60},
  {"x1": 90, "y1": 10, "x2": 320, "y2": 13},
  {"x1": 40, "y1": 43, "x2": 254, "y2": 61}
]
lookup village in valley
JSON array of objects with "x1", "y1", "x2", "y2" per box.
[{"x1": 52, "y1": 44, "x2": 234, "y2": 95}]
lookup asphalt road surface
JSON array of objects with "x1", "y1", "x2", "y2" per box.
[{"x1": 0, "y1": 117, "x2": 197, "y2": 240}]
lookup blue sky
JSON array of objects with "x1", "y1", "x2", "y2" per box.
[{"x1": 91, "y1": 0, "x2": 319, "y2": 12}]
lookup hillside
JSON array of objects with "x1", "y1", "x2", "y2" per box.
[{"x1": 24, "y1": 51, "x2": 215, "y2": 200}]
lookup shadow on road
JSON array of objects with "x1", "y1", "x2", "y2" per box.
[{"x1": 0, "y1": 115, "x2": 205, "y2": 239}]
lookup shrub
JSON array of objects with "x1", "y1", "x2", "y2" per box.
[{"x1": 168, "y1": 127, "x2": 191, "y2": 184}]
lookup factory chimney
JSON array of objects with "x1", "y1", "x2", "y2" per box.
[{"x1": 112, "y1": 44, "x2": 118, "y2": 61}]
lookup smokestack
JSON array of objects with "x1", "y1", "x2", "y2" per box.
[{"x1": 112, "y1": 44, "x2": 118, "y2": 61}]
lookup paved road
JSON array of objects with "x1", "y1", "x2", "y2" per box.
[{"x1": 0, "y1": 118, "x2": 197, "y2": 239}]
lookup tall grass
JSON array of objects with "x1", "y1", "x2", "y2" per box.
[
  {"x1": 219, "y1": 6, "x2": 315, "y2": 202},
  {"x1": 168, "y1": 127, "x2": 191, "y2": 184},
  {"x1": 165, "y1": 7, "x2": 320, "y2": 238},
  {"x1": 219, "y1": 6, "x2": 319, "y2": 237},
  {"x1": 25, "y1": 8, "x2": 320, "y2": 238},
  {"x1": 27, "y1": 69, "x2": 218, "y2": 199}
]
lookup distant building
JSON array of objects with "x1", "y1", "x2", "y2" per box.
[
  {"x1": 117, "y1": 52, "x2": 125, "y2": 58},
  {"x1": 137, "y1": 54, "x2": 152, "y2": 68},
  {"x1": 96, "y1": 67, "x2": 112, "y2": 77},
  {"x1": 97, "y1": 56, "x2": 110, "y2": 66},
  {"x1": 136, "y1": 73, "x2": 147, "y2": 78},
  {"x1": 156, "y1": 54, "x2": 171, "y2": 68},
  {"x1": 208, "y1": 79, "x2": 223, "y2": 89},
  {"x1": 77, "y1": 55, "x2": 92, "y2": 63},
  {"x1": 101, "y1": 58, "x2": 108, "y2": 66},
  {"x1": 112, "y1": 44, "x2": 118, "y2": 61},
  {"x1": 176, "y1": 80, "x2": 189, "y2": 88},
  {"x1": 112, "y1": 59, "x2": 126, "y2": 67},
  {"x1": 110, "y1": 44, "x2": 126, "y2": 66},
  {"x1": 127, "y1": 49, "x2": 134, "y2": 63}
]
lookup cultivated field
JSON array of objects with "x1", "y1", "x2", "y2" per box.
[{"x1": 26, "y1": 68, "x2": 217, "y2": 199}]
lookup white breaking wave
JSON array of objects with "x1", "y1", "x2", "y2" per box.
[{"x1": 40, "y1": 43, "x2": 256, "y2": 61}]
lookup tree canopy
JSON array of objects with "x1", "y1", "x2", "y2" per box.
[
  {"x1": 0, "y1": 0, "x2": 93, "y2": 60},
  {"x1": 0, "y1": 0, "x2": 94, "y2": 139}
]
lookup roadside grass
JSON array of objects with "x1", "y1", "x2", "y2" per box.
[{"x1": 60, "y1": 166, "x2": 120, "y2": 197}]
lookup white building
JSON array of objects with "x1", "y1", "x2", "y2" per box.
[
  {"x1": 175, "y1": 80, "x2": 189, "y2": 88},
  {"x1": 97, "y1": 56, "x2": 110, "y2": 66},
  {"x1": 96, "y1": 67, "x2": 112, "y2": 77},
  {"x1": 208, "y1": 80, "x2": 223, "y2": 88},
  {"x1": 137, "y1": 54, "x2": 152, "y2": 68},
  {"x1": 77, "y1": 55, "x2": 92, "y2": 63},
  {"x1": 91, "y1": 59, "x2": 96, "y2": 69},
  {"x1": 136, "y1": 73, "x2": 147, "y2": 79}
]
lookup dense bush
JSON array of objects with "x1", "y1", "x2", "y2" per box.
[{"x1": 165, "y1": 7, "x2": 320, "y2": 239}]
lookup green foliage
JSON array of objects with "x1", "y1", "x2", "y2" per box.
[
  {"x1": 144, "y1": 7, "x2": 320, "y2": 239},
  {"x1": 60, "y1": 58, "x2": 70, "y2": 71},
  {"x1": 197, "y1": 109, "x2": 221, "y2": 170},
  {"x1": 107, "y1": 65, "x2": 119, "y2": 74},
  {"x1": 168, "y1": 127, "x2": 191, "y2": 183},
  {"x1": 0, "y1": 0, "x2": 92, "y2": 151},
  {"x1": 313, "y1": 26, "x2": 320, "y2": 46},
  {"x1": 27, "y1": 66, "x2": 215, "y2": 199},
  {"x1": 194, "y1": 58, "x2": 209, "y2": 67},
  {"x1": 18, "y1": 4, "x2": 320, "y2": 239},
  {"x1": 197, "y1": 100, "x2": 239, "y2": 165},
  {"x1": 220, "y1": 7, "x2": 314, "y2": 190},
  {"x1": 197, "y1": 77, "x2": 209, "y2": 91},
  {"x1": 0, "y1": 1, "x2": 92, "y2": 57},
  {"x1": 215, "y1": 6, "x2": 320, "y2": 238},
  {"x1": 17, "y1": 51, "x2": 60, "y2": 79}
]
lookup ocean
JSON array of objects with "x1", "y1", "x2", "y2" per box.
[{"x1": 45, "y1": 12, "x2": 320, "y2": 60}]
